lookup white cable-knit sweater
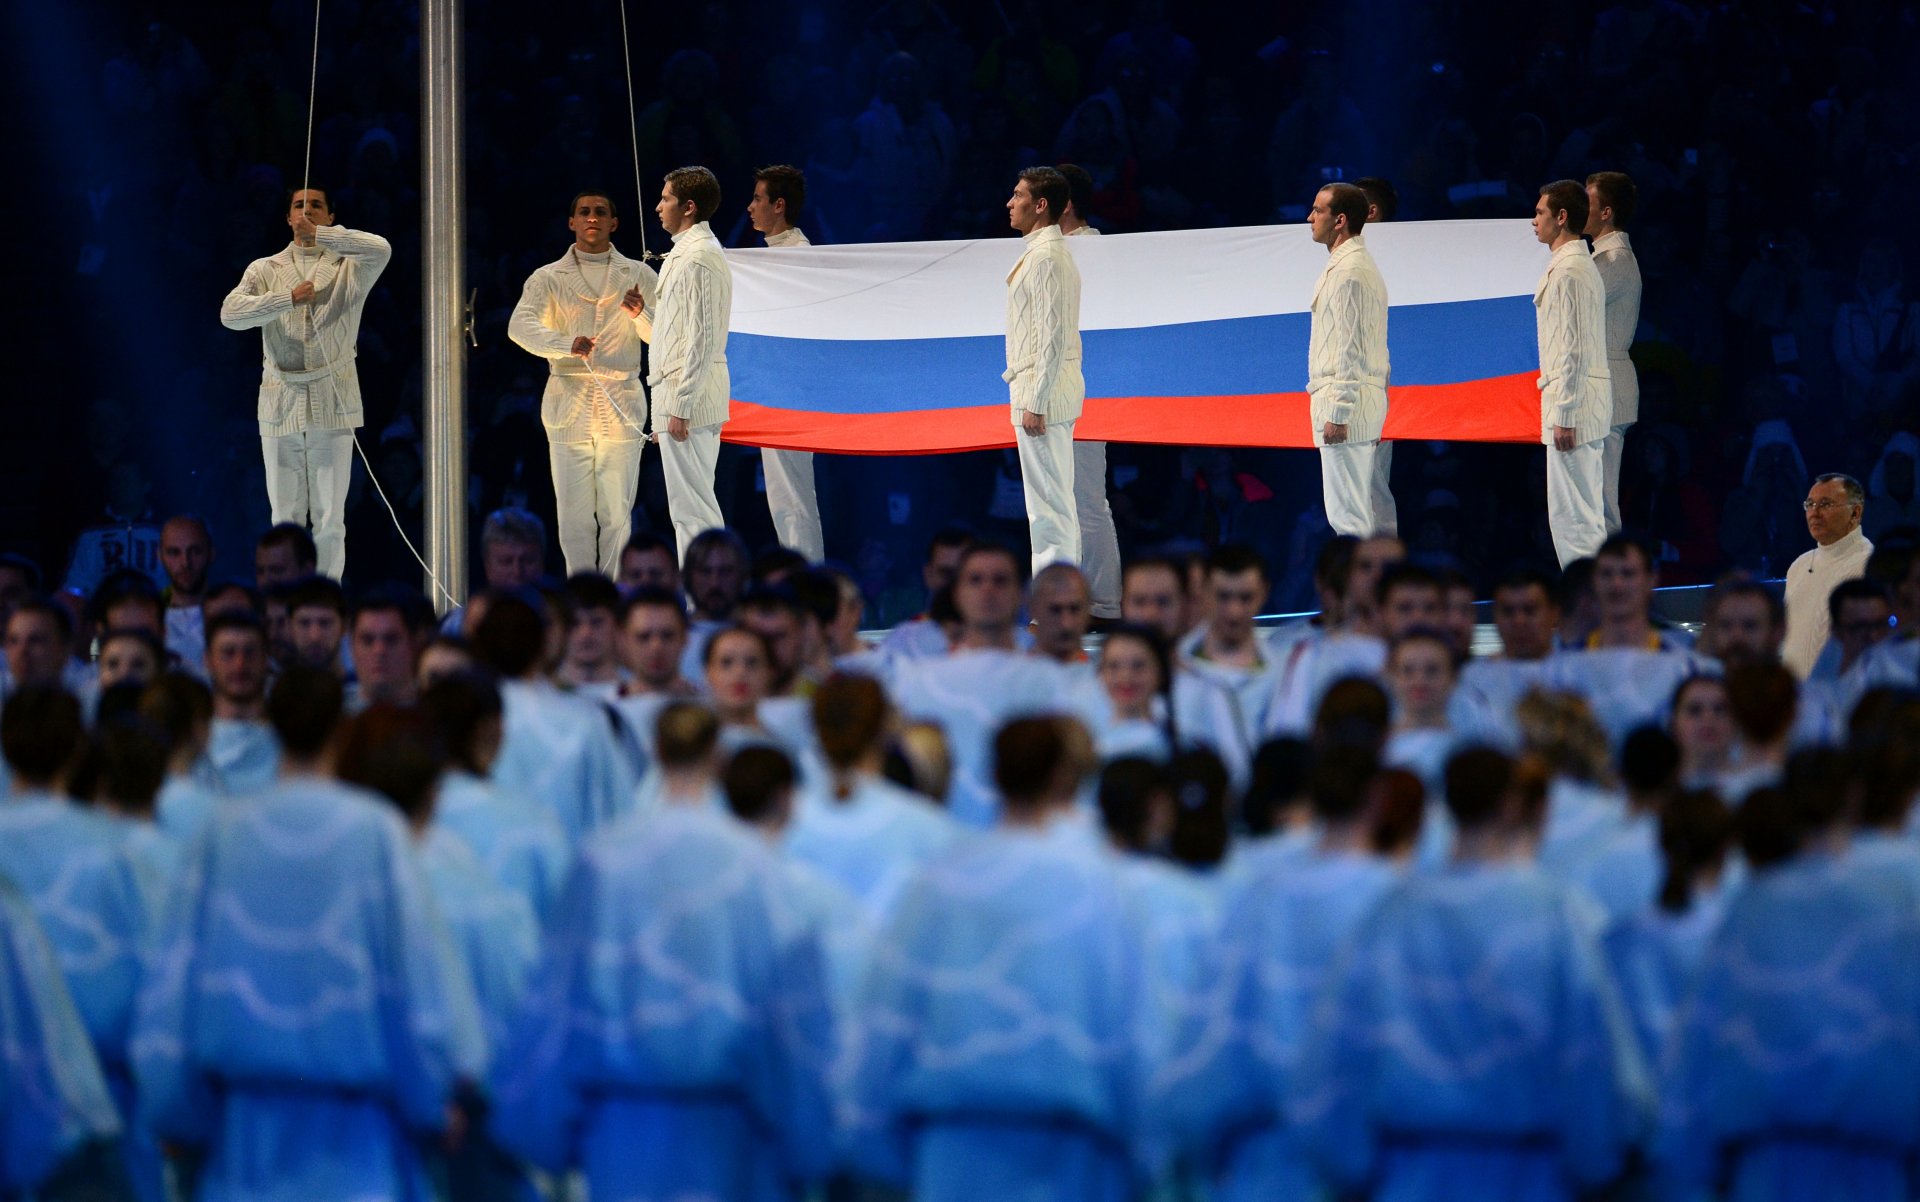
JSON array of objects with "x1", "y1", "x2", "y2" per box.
[
  {"x1": 509, "y1": 244, "x2": 658, "y2": 443},
  {"x1": 220, "y1": 225, "x2": 391, "y2": 438},
  {"x1": 1307, "y1": 234, "x2": 1391, "y2": 446},
  {"x1": 641, "y1": 222, "x2": 733, "y2": 430},
  {"x1": 1002, "y1": 224, "x2": 1084, "y2": 424},
  {"x1": 1591, "y1": 230, "x2": 1642, "y2": 427},
  {"x1": 1533, "y1": 239, "x2": 1613, "y2": 448}
]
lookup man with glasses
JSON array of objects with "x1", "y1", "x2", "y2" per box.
[{"x1": 1783, "y1": 472, "x2": 1873, "y2": 679}]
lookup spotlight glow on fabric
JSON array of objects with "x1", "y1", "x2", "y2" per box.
[{"x1": 720, "y1": 220, "x2": 1550, "y2": 455}]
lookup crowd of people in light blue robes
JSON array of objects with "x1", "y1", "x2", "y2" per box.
[{"x1": 6, "y1": 511, "x2": 1920, "y2": 1202}]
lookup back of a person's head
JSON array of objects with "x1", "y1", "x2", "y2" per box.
[
  {"x1": 1314, "y1": 676, "x2": 1391, "y2": 752},
  {"x1": 1514, "y1": 689, "x2": 1611, "y2": 783},
  {"x1": 1309, "y1": 743, "x2": 1379, "y2": 825},
  {"x1": 811, "y1": 673, "x2": 890, "y2": 771},
  {"x1": 420, "y1": 670, "x2": 504, "y2": 775},
  {"x1": 1736, "y1": 787, "x2": 1800, "y2": 869},
  {"x1": 1098, "y1": 756, "x2": 1168, "y2": 852},
  {"x1": 1725, "y1": 661, "x2": 1798, "y2": 745},
  {"x1": 84, "y1": 715, "x2": 169, "y2": 813},
  {"x1": 884, "y1": 721, "x2": 951, "y2": 803},
  {"x1": 1368, "y1": 768, "x2": 1427, "y2": 855},
  {"x1": 723, "y1": 745, "x2": 797, "y2": 826},
  {"x1": 655, "y1": 701, "x2": 721, "y2": 771},
  {"x1": 1443, "y1": 746, "x2": 1515, "y2": 832},
  {"x1": 336, "y1": 705, "x2": 446, "y2": 824},
  {"x1": 1658, "y1": 788, "x2": 1732, "y2": 912},
  {"x1": 564, "y1": 571, "x2": 622, "y2": 616},
  {"x1": 994, "y1": 716, "x2": 1068, "y2": 807},
  {"x1": 469, "y1": 592, "x2": 546, "y2": 678},
  {"x1": 1782, "y1": 745, "x2": 1852, "y2": 834},
  {"x1": 0, "y1": 686, "x2": 84, "y2": 785},
  {"x1": 138, "y1": 671, "x2": 212, "y2": 751},
  {"x1": 1244, "y1": 736, "x2": 1313, "y2": 835},
  {"x1": 752, "y1": 545, "x2": 809, "y2": 584},
  {"x1": 265, "y1": 665, "x2": 345, "y2": 758},
  {"x1": 1168, "y1": 748, "x2": 1232, "y2": 869},
  {"x1": 1619, "y1": 725, "x2": 1681, "y2": 796}
]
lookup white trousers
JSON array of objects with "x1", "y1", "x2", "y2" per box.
[
  {"x1": 1074, "y1": 440, "x2": 1121, "y2": 618},
  {"x1": 763, "y1": 448, "x2": 824, "y2": 561},
  {"x1": 1017, "y1": 419, "x2": 1080, "y2": 574},
  {"x1": 1548, "y1": 439, "x2": 1608, "y2": 567},
  {"x1": 1319, "y1": 439, "x2": 1398, "y2": 539},
  {"x1": 262, "y1": 429, "x2": 353, "y2": 580},
  {"x1": 549, "y1": 436, "x2": 644, "y2": 577},
  {"x1": 659, "y1": 423, "x2": 726, "y2": 564},
  {"x1": 1602, "y1": 422, "x2": 1632, "y2": 534}
]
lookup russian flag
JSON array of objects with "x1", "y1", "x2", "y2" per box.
[{"x1": 721, "y1": 220, "x2": 1548, "y2": 455}]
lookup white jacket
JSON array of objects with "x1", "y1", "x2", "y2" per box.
[
  {"x1": 1307, "y1": 234, "x2": 1391, "y2": 445},
  {"x1": 1003, "y1": 224, "x2": 1085, "y2": 424},
  {"x1": 509, "y1": 244, "x2": 658, "y2": 443},
  {"x1": 1592, "y1": 230, "x2": 1641, "y2": 427},
  {"x1": 1534, "y1": 239, "x2": 1613, "y2": 448},
  {"x1": 642, "y1": 222, "x2": 733, "y2": 430},
  {"x1": 221, "y1": 225, "x2": 391, "y2": 437}
]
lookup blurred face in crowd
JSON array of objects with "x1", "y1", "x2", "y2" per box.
[
  {"x1": 705, "y1": 630, "x2": 771, "y2": 719},
  {"x1": 1389, "y1": 637, "x2": 1456, "y2": 720},
  {"x1": 96, "y1": 633, "x2": 159, "y2": 691},
  {"x1": 1803, "y1": 478, "x2": 1862, "y2": 547},
  {"x1": 829, "y1": 577, "x2": 865, "y2": 657},
  {"x1": 1380, "y1": 583, "x2": 1443, "y2": 640},
  {"x1": 263, "y1": 597, "x2": 293, "y2": 668},
  {"x1": 1030, "y1": 572, "x2": 1091, "y2": 660},
  {"x1": 1443, "y1": 584, "x2": 1478, "y2": 659},
  {"x1": 1208, "y1": 567, "x2": 1266, "y2": 646},
  {"x1": 1594, "y1": 548, "x2": 1654, "y2": 626},
  {"x1": 621, "y1": 604, "x2": 688, "y2": 689},
  {"x1": 255, "y1": 541, "x2": 311, "y2": 589},
  {"x1": 1492, "y1": 582, "x2": 1558, "y2": 661},
  {"x1": 687, "y1": 547, "x2": 745, "y2": 620},
  {"x1": 1834, "y1": 594, "x2": 1893, "y2": 672},
  {"x1": 923, "y1": 542, "x2": 968, "y2": 596},
  {"x1": 207, "y1": 629, "x2": 267, "y2": 706},
  {"x1": 290, "y1": 604, "x2": 345, "y2": 670},
  {"x1": 1671, "y1": 677, "x2": 1734, "y2": 772},
  {"x1": 1348, "y1": 537, "x2": 1405, "y2": 618},
  {"x1": 1122, "y1": 564, "x2": 1186, "y2": 641},
  {"x1": 0, "y1": 565, "x2": 34, "y2": 623},
  {"x1": 160, "y1": 519, "x2": 212, "y2": 598},
  {"x1": 352, "y1": 610, "x2": 416, "y2": 703},
  {"x1": 4, "y1": 610, "x2": 67, "y2": 689},
  {"x1": 740, "y1": 607, "x2": 802, "y2": 693},
  {"x1": 567, "y1": 605, "x2": 618, "y2": 674},
  {"x1": 953, "y1": 551, "x2": 1020, "y2": 633},
  {"x1": 1098, "y1": 633, "x2": 1162, "y2": 720},
  {"x1": 483, "y1": 538, "x2": 544, "y2": 592},
  {"x1": 619, "y1": 544, "x2": 678, "y2": 593},
  {"x1": 1706, "y1": 591, "x2": 1782, "y2": 663},
  {"x1": 103, "y1": 597, "x2": 164, "y2": 640}
]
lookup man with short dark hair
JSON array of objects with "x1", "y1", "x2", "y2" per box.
[
  {"x1": 510, "y1": 191, "x2": 657, "y2": 577},
  {"x1": 3, "y1": 601, "x2": 73, "y2": 695},
  {"x1": 1784, "y1": 472, "x2": 1873, "y2": 678},
  {"x1": 1532, "y1": 180, "x2": 1612, "y2": 566},
  {"x1": 1184, "y1": 545, "x2": 1278, "y2": 743},
  {"x1": 1827, "y1": 578, "x2": 1893, "y2": 678},
  {"x1": 1004, "y1": 166, "x2": 1086, "y2": 581},
  {"x1": 255, "y1": 522, "x2": 319, "y2": 589},
  {"x1": 1354, "y1": 176, "x2": 1397, "y2": 224},
  {"x1": 679, "y1": 527, "x2": 749, "y2": 682},
  {"x1": 559, "y1": 573, "x2": 626, "y2": 698},
  {"x1": 1055, "y1": 162, "x2": 1122, "y2": 623},
  {"x1": 1308, "y1": 180, "x2": 1396, "y2": 538},
  {"x1": 350, "y1": 587, "x2": 424, "y2": 708},
  {"x1": 286, "y1": 574, "x2": 349, "y2": 675},
  {"x1": 1699, "y1": 577, "x2": 1785, "y2": 665},
  {"x1": 202, "y1": 612, "x2": 280, "y2": 795},
  {"x1": 879, "y1": 526, "x2": 976, "y2": 659},
  {"x1": 1585, "y1": 172, "x2": 1641, "y2": 533},
  {"x1": 617, "y1": 531, "x2": 680, "y2": 594},
  {"x1": 639, "y1": 167, "x2": 733, "y2": 560},
  {"x1": 1543, "y1": 534, "x2": 1704, "y2": 742},
  {"x1": 747, "y1": 165, "x2": 826, "y2": 563},
  {"x1": 159, "y1": 514, "x2": 214, "y2": 674},
  {"x1": 1455, "y1": 567, "x2": 1561, "y2": 749},
  {"x1": 221, "y1": 187, "x2": 391, "y2": 581}
]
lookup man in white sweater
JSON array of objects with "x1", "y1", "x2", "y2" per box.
[
  {"x1": 1055, "y1": 164, "x2": 1121, "y2": 622},
  {"x1": 1308, "y1": 181, "x2": 1396, "y2": 538},
  {"x1": 1532, "y1": 180, "x2": 1613, "y2": 567},
  {"x1": 746, "y1": 165, "x2": 824, "y2": 562},
  {"x1": 1003, "y1": 167, "x2": 1086, "y2": 577},
  {"x1": 640, "y1": 167, "x2": 734, "y2": 562},
  {"x1": 1585, "y1": 172, "x2": 1642, "y2": 534},
  {"x1": 1784, "y1": 472, "x2": 1874, "y2": 678},
  {"x1": 221, "y1": 187, "x2": 391, "y2": 581},
  {"x1": 508, "y1": 191, "x2": 657, "y2": 577}
]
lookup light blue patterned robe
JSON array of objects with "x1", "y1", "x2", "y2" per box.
[
  {"x1": 200, "y1": 718, "x2": 279, "y2": 797},
  {"x1": 430, "y1": 770, "x2": 571, "y2": 926},
  {"x1": 155, "y1": 774, "x2": 225, "y2": 847},
  {"x1": 890, "y1": 650, "x2": 1079, "y2": 827},
  {"x1": 492, "y1": 679, "x2": 631, "y2": 844},
  {"x1": 1539, "y1": 643, "x2": 1704, "y2": 746},
  {"x1": 784, "y1": 774, "x2": 957, "y2": 920}
]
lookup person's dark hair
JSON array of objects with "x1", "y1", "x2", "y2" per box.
[
  {"x1": 663, "y1": 166, "x2": 721, "y2": 223},
  {"x1": 1828, "y1": 577, "x2": 1892, "y2": 625},
  {"x1": 1596, "y1": 532, "x2": 1657, "y2": 575},
  {"x1": 1708, "y1": 578, "x2": 1784, "y2": 634},
  {"x1": 1309, "y1": 743, "x2": 1379, "y2": 824},
  {"x1": 1619, "y1": 725, "x2": 1681, "y2": 797},
  {"x1": 926, "y1": 525, "x2": 976, "y2": 564},
  {"x1": 1168, "y1": 748, "x2": 1232, "y2": 869},
  {"x1": 99, "y1": 628, "x2": 165, "y2": 673},
  {"x1": 0, "y1": 552, "x2": 45, "y2": 593},
  {"x1": 1368, "y1": 768, "x2": 1427, "y2": 854},
  {"x1": 684, "y1": 527, "x2": 749, "y2": 578},
  {"x1": 619, "y1": 586, "x2": 690, "y2": 627},
  {"x1": 337, "y1": 705, "x2": 446, "y2": 826},
  {"x1": 257, "y1": 522, "x2": 319, "y2": 570},
  {"x1": 1855, "y1": 737, "x2": 1920, "y2": 831},
  {"x1": 1375, "y1": 562, "x2": 1440, "y2": 610},
  {"x1": 1782, "y1": 746, "x2": 1853, "y2": 834},
  {"x1": 1319, "y1": 181, "x2": 1369, "y2": 234},
  {"x1": 1813, "y1": 472, "x2": 1865, "y2": 508},
  {"x1": 1657, "y1": 789, "x2": 1731, "y2": 912},
  {"x1": 1124, "y1": 554, "x2": 1190, "y2": 597},
  {"x1": 8, "y1": 597, "x2": 74, "y2": 646},
  {"x1": 1097, "y1": 757, "x2": 1168, "y2": 853},
  {"x1": 203, "y1": 609, "x2": 267, "y2": 651},
  {"x1": 285, "y1": 186, "x2": 332, "y2": 213},
  {"x1": 752, "y1": 546, "x2": 810, "y2": 585},
  {"x1": 208, "y1": 580, "x2": 265, "y2": 617},
  {"x1": 994, "y1": 716, "x2": 1068, "y2": 806},
  {"x1": 753, "y1": 164, "x2": 806, "y2": 220},
  {"x1": 265, "y1": 665, "x2": 344, "y2": 758},
  {"x1": 702, "y1": 624, "x2": 774, "y2": 673},
  {"x1": 285, "y1": 574, "x2": 348, "y2": 618},
  {"x1": 352, "y1": 583, "x2": 432, "y2": 634},
  {"x1": 91, "y1": 680, "x2": 148, "y2": 729},
  {"x1": 655, "y1": 701, "x2": 720, "y2": 770},
  {"x1": 623, "y1": 530, "x2": 677, "y2": 564},
  {"x1": 469, "y1": 593, "x2": 546, "y2": 678},
  {"x1": 1538, "y1": 179, "x2": 1588, "y2": 232},
  {"x1": 1353, "y1": 176, "x2": 1398, "y2": 220},
  {"x1": 790, "y1": 570, "x2": 841, "y2": 630},
  {"x1": 89, "y1": 569, "x2": 166, "y2": 629},
  {"x1": 1494, "y1": 565, "x2": 1560, "y2": 599},
  {"x1": 1725, "y1": 661, "x2": 1798, "y2": 746},
  {"x1": 723, "y1": 745, "x2": 797, "y2": 826},
  {"x1": 0, "y1": 687, "x2": 84, "y2": 785},
  {"x1": 1847, "y1": 686, "x2": 1917, "y2": 748},
  {"x1": 1584, "y1": 171, "x2": 1637, "y2": 228},
  {"x1": 81, "y1": 713, "x2": 169, "y2": 816},
  {"x1": 1207, "y1": 543, "x2": 1269, "y2": 582},
  {"x1": 139, "y1": 672, "x2": 212, "y2": 753},
  {"x1": 1244, "y1": 737, "x2": 1313, "y2": 836},
  {"x1": 1866, "y1": 542, "x2": 1917, "y2": 590},
  {"x1": 738, "y1": 586, "x2": 804, "y2": 625},
  {"x1": 1017, "y1": 166, "x2": 1069, "y2": 223},
  {"x1": 1315, "y1": 536, "x2": 1360, "y2": 602},
  {"x1": 1056, "y1": 162, "x2": 1095, "y2": 220},
  {"x1": 1737, "y1": 786, "x2": 1799, "y2": 868},
  {"x1": 1314, "y1": 676, "x2": 1392, "y2": 752},
  {"x1": 1557, "y1": 557, "x2": 1597, "y2": 611},
  {"x1": 954, "y1": 541, "x2": 1025, "y2": 585},
  {"x1": 812, "y1": 673, "x2": 891, "y2": 781},
  {"x1": 564, "y1": 572, "x2": 622, "y2": 617},
  {"x1": 569, "y1": 189, "x2": 617, "y2": 218},
  {"x1": 1444, "y1": 746, "x2": 1516, "y2": 831},
  {"x1": 1387, "y1": 626, "x2": 1457, "y2": 673},
  {"x1": 420, "y1": 671, "x2": 505, "y2": 776}
]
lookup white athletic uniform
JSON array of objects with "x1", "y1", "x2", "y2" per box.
[
  {"x1": 1536, "y1": 239, "x2": 1613, "y2": 567},
  {"x1": 760, "y1": 227, "x2": 825, "y2": 561},
  {"x1": 1309, "y1": 233, "x2": 1397, "y2": 538},
  {"x1": 1004, "y1": 224, "x2": 1085, "y2": 575},
  {"x1": 641, "y1": 221, "x2": 734, "y2": 562},
  {"x1": 1592, "y1": 230, "x2": 1641, "y2": 534},
  {"x1": 1062, "y1": 225, "x2": 1121, "y2": 618}
]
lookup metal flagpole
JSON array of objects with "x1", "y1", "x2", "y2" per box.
[{"x1": 420, "y1": 0, "x2": 469, "y2": 611}]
